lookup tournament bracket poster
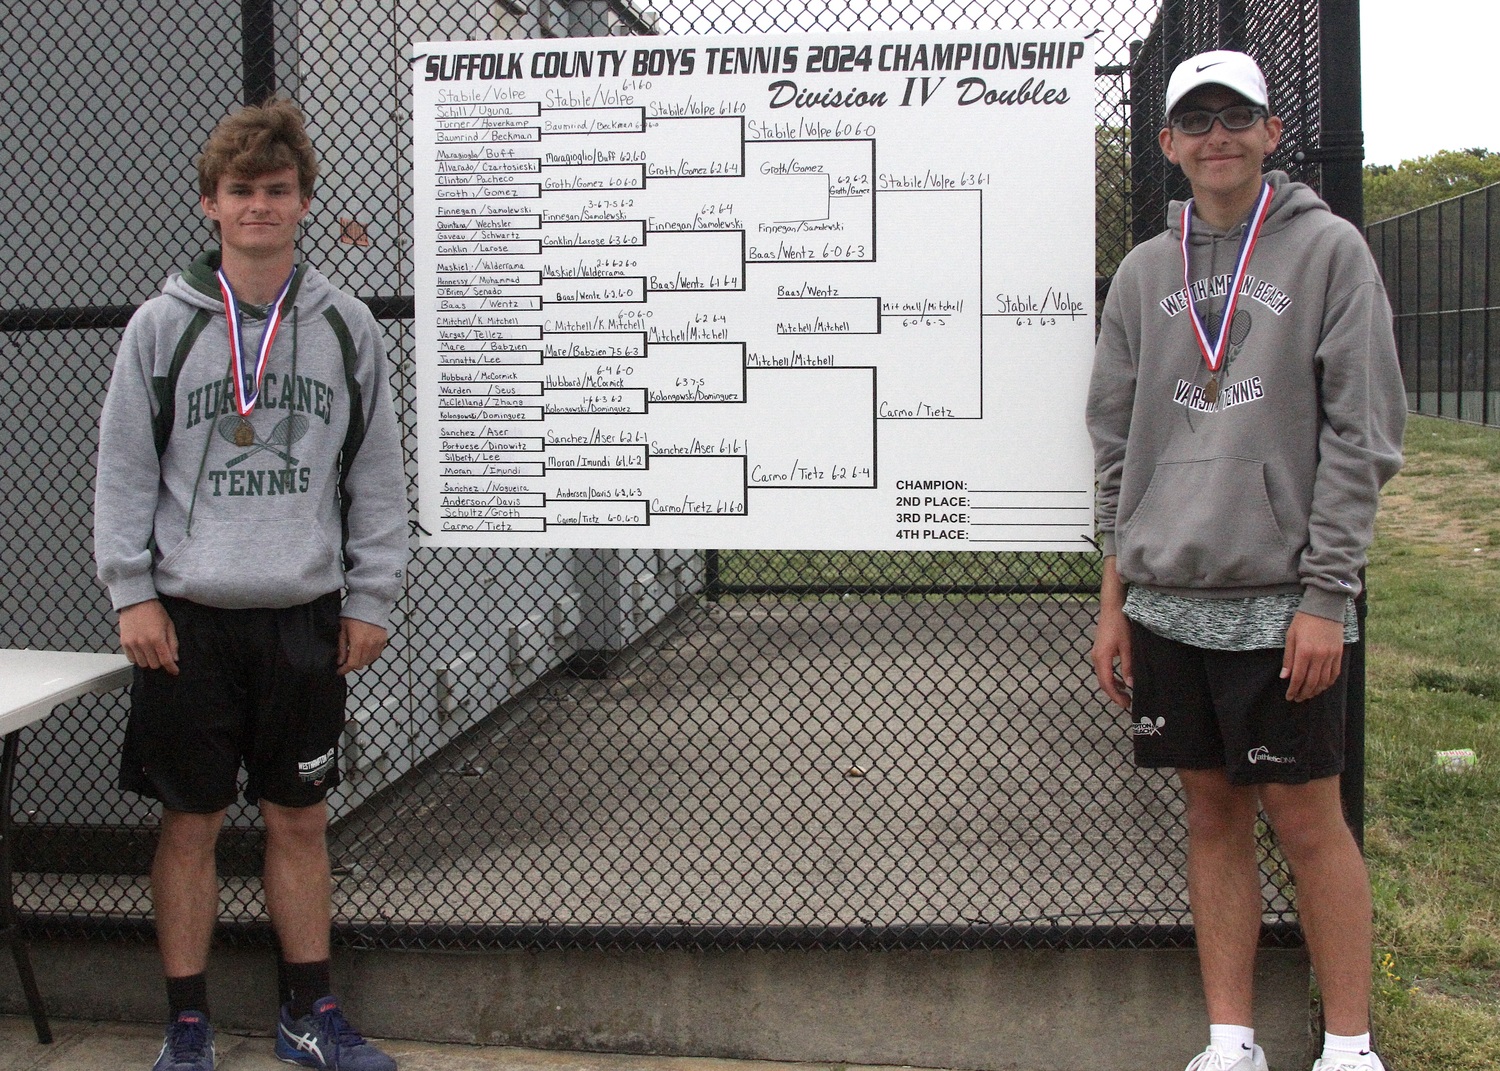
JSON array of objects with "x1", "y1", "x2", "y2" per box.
[{"x1": 411, "y1": 31, "x2": 1096, "y2": 551}]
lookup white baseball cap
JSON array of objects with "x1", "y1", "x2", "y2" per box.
[{"x1": 1164, "y1": 50, "x2": 1269, "y2": 118}]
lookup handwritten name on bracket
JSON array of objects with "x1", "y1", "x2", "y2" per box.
[{"x1": 995, "y1": 288, "x2": 1087, "y2": 317}]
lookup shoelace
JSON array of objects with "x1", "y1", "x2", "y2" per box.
[
  {"x1": 167, "y1": 1018, "x2": 211, "y2": 1061},
  {"x1": 1185, "y1": 1048, "x2": 1251, "y2": 1071},
  {"x1": 1318, "y1": 1059, "x2": 1375, "y2": 1071},
  {"x1": 315, "y1": 1003, "x2": 370, "y2": 1049}
]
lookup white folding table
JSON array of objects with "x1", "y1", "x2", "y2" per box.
[{"x1": 0, "y1": 649, "x2": 132, "y2": 1043}]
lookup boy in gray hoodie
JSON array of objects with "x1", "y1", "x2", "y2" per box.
[
  {"x1": 1087, "y1": 52, "x2": 1405, "y2": 1071},
  {"x1": 95, "y1": 99, "x2": 406, "y2": 1071}
]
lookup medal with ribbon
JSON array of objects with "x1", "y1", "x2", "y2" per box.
[
  {"x1": 1180, "y1": 182, "x2": 1273, "y2": 405},
  {"x1": 217, "y1": 266, "x2": 299, "y2": 447}
]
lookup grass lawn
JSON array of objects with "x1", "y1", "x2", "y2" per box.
[
  {"x1": 710, "y1": 549, "x2": 1101, "y2": 592},
  {"x1": 1365, "y1": 414, "x2": 1500, "y2": 1069}
]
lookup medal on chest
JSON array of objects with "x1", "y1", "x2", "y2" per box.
[
  {"x1": 216, "y1": 265, "x2": 298, "y2": 447},
  {"x1": 1181, "y1": 183, "x2": 1272, "y2": 406}
]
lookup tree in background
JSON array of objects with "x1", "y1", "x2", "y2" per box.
[
  {"x1": 1364, "y1": 148, "x2": 1500, "y2": 223},
  {"x1": 1096, "y1": 124, "x2": 1131, "y2": 280}
]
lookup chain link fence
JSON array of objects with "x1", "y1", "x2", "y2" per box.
[
  {"x1": 1367, "y1": 182, "x2": 1500, "y2": 427},
  {"x1": 1127, "y1": 0, "x2": 1323, "y2": 246},
  {"x1": 1, "y1": 0, "x2": 1345, "y2": 952}
]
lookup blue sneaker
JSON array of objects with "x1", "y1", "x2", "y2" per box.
[
  {"x1": 275, "y1": 995, "x2": 396, "y2": 1070},
  {"x1": 152, "y1": 1010, "x2": 215, "y2": 1071}
]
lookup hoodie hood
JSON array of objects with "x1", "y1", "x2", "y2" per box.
[
  {"x1": 1166, "y1": 170, "x2": 1329, "y2": 242},
  {"x1": 168, "y1": 248, "x2": 336, "y2": 319}
]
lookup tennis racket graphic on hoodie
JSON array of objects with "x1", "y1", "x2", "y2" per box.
[
  {"x1": 215, "y1": 413, "x2": 311, "y2": 467},
  {"x1": 1221, "y1": 309, "x2": 1252, "y2": 378}
]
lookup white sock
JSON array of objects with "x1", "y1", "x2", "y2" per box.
[
  {"x1": 1323, "y1": 1031, "x2": 1372, "y2": 1057},
  {"x1": 1210, "y1": 1023, "x2": 1256, "y2": 1057}
]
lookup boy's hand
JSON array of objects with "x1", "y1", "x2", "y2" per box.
[
  {"x1": 119, "y1": 599, "x2": 179, "y2": 675},
  {"x1": 1092, "y1": 605, "x2": 1134, "y2": 710},
  {"x1": 1281, "y1": 611, "x2": 1344, "y2": 702},
  {"x1": 1091, "y1": 556, "x2": 1133, "y2": 709},
  {"x1": 338, "y1": 617, "x2": 388, "y2": 676}
]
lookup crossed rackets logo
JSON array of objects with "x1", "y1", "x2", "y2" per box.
[{"x1": 215, "y1": 413, "x2": 310, "y2": 467}]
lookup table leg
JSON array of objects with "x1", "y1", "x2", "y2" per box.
[{"x1": 1, "y1": 730, "x2": 51, "y2": 1043}]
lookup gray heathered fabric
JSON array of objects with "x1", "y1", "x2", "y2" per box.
[{"x1": 1124, "y1": 588, "x2": 1359, "y2": 651}]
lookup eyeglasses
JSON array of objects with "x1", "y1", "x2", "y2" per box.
[{"x1": 1170, "y1": 105, "x2": 1268, "y2": 135}]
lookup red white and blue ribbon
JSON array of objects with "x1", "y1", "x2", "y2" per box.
[
  {"x1": 217, "y1": 266, "x2": 298, "y2": 418},
  {"x1": 1180, "y1": 182, "x2": 1273, "y2": 378}
]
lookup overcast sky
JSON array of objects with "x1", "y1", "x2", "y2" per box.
[{"x1": 1361, "y1": 0, "x2": 1497, "y2": 166}]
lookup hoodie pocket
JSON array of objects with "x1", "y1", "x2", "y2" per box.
[
  {"x1": 155, "y1": 520, "x2": 341, "y2": 607},
  {"x1": 1120, "y1": 456, "x2": 1294, "y2": 588}
]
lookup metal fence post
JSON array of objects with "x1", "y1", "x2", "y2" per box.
[
  {"x1": 242, "y1": 0, "x2": 277, "y2": 105},
  {"x1": 1316, "y1": 0, "x2": 1368, "y2": 844},
  {"x1": 1316, "y1": 0, "x2": 1364, "y2": 227},
  {"x1": 1487, "y1": 187, "x2": 1494, "y2": 427}
]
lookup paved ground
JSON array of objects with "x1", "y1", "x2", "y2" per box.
[
  {"x1": 20, "y1": 596, "x2": 1263, "y2": 935},
  {"x1": 0, "y1": 1014, "x2": 937, "y2": 1071}
]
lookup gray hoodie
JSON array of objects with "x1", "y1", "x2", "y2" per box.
[
  {"x1": 96, "y1": 251, "x2": 408, "y2": 630},
  {"x1": 1088, "y1": 172, "x2": 1406, "y2": 621}
]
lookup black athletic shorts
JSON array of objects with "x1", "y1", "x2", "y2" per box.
[
  {"x1": 1125, "y1": 619, "x2": 1348, "y2": 786},
  {"x1": 120, "y1": 592, "x2": 346, "y2": 812}
]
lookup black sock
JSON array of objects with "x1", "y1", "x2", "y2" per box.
[
  {"x1": 281, "y1": 959, "x2": 332, "y2": 1018},
  {"x1": 165, "y1": 973, "x2": 209, "y2": 1020}
]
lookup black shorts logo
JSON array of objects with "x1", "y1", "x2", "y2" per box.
[{"x1": 298, "y1": 748, "x2": 337, "y2": 784}]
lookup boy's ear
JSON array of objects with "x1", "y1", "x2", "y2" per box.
[
  {"x1": 1263, "y1": 114, "x2": 1284, "y2": 154},
  {"x1": 1158, "y1": 126, "x2": 1180, "y2": 166}
]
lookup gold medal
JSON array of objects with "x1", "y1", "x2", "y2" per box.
[
  {"x1": 1204, "y1": 376, "x2": 1219, "y2": 404},
  {"x1": 217, "y1": 265, "x2": 298, "y2": 453}
]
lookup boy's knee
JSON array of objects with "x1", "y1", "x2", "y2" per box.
[
  {"x1": 158, "y1": 808, "x2": 228, "y2": 856},
  {"x1": 1179, "y1": 769, "x2": 1257, "y2": 837},
  {"x1": 1258, "y1": 779, "x2": 1350, "y2": 856},
  {"x1": 261, "y1": 799, "x2": 329, "y2": 845}
]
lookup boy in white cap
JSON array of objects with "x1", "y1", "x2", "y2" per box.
[{"x1": 1088, "y1": 50, "x2": 1405, "y2": 1071}]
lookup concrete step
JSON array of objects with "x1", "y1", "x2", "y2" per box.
[{"x1": 0, "y1": 940, "x2": 1312, "y2": 1071}]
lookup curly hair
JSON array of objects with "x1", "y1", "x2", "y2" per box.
[{"x1": 197, "y1": 98, "x2": 319, "y2": 201}]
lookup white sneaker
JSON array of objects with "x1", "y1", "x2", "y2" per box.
[
  {"x1": 1312, "y1": 1052, "x2": 1386, "y2": 1071},
  {"x1": 1185, "y1": 1044, "x2": 1269, "y2": 1071}
]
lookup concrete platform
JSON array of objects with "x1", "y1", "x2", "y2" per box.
[
  {"x1": 326, "y1": 597, "x2": 1201, "y2": 931},
  {"x1": 15, "y1": 597, "x2": 1291, "y2": 933},
  {"x1": 0, "y1": 941, "x2": 1312, "y2": 1070}
]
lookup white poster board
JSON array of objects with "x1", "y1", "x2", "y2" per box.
[{"x1": 411, "y1": 31, "x2": 1096, "y2": 550}]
